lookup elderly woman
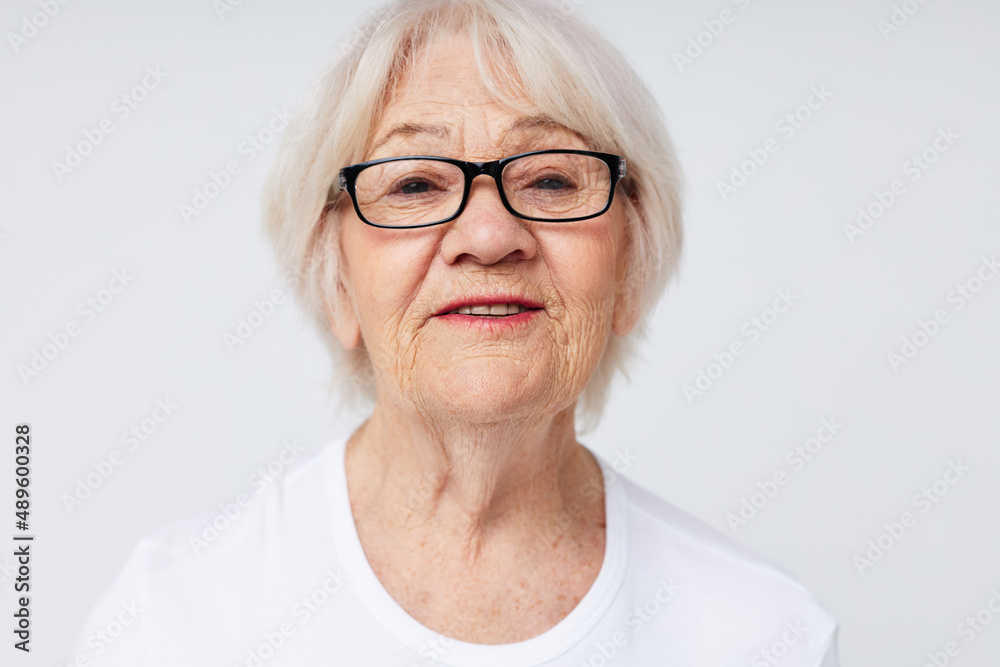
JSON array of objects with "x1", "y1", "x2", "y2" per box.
[{"x1": 78, "y1": 0, "x2": 838, "y2": 665}]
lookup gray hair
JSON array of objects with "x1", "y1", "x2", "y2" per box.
[{"x1": 262, "y1": 0, "x2": 683, "y2": 432}]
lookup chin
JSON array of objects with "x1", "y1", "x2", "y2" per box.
[{"x1": 427, "y1": 363, "x2": 554, "y2": 424}]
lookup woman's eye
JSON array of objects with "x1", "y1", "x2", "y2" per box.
[
  {"x1": 391, "y1": 179, "x2": 438, "y2": 196},
  {"x1": 533, "y1": 177, "x2": 568, "y2": 190},
  {"x1": 525, "y1": 171, "x2": 578, "y2": 191},
  {"x1": 398, "y1": 181, "x2": 432, "y2": 194}
]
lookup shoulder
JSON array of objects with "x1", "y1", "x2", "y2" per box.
[
  {"x1": 621, "y1": 475, "x2": 805, "y2": 583},
  {"x1": 611, "y1": 472, "x2": 839, "y2": 664},
  {"x1": 71, "y1": 440, "x2": 345, "y2": 665},
  {"x1": 132, "y1": 438, "x2": 336, "y2": 571}
]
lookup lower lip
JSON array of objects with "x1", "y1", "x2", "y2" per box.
[{"x1": 434, "y1": 308, "x2": 541, "y2": 330}]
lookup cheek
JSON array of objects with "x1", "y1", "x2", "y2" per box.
[
  {"x1": 345, "y1": 229, "x2": 437, "y2": 348},
  {"x1": 541, "y1": 221, "x2": 621, "y2": 312},
  {"x1": 533, "y1": 224, "x2": 621, "y2": 403}
]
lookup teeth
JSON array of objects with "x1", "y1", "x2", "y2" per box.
[{"x1": 449, "y1": 303, "x2": 529, "y2": 316}]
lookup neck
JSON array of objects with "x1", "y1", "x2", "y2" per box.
[{"x1": 345, "y1": 393, "x2": 602, "y2": 561}]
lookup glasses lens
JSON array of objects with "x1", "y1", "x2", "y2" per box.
[
  {"x1": 354, "y1": 159, "x2": 464, "y2": 227},
  {"x1": 502, "y1": 153, "x2": 611, "y2": 220}
]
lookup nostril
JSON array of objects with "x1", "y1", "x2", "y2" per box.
[{"x1": 440, "y1": 205, "x2": 538, "y2": 266}]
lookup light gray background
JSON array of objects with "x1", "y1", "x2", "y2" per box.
[{"x1": 1, "y1": 0, "x2": 998, "y2": 665}]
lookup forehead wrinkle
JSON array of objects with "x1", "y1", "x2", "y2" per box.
[
  {"x1": 504, "y1": 114, "x2": 565, "y2": 135},
  {"x1": 369, "y1": 109, "x2": 590, "y2": 161}
]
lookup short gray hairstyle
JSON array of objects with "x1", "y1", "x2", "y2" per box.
[{"x1": 262, "y1": 0, "x2": 683, "y2": 432}]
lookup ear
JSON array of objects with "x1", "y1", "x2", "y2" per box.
[
  {"x1": 612, "y1": 193, "x2": 642, "y2": 337},
  {"x1": 328, "y1": 276, "x2": 362, "y2": 351},
  {"x1": 612, "y1": 280, "x2": 641, "y2": 336},
  {"x1": 322, "y1": 207, "x2": 362, "y2": 351}
]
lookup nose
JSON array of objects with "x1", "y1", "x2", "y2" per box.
[{"x1": 439, "y1": 174, "x2": 538, "y2": 266}]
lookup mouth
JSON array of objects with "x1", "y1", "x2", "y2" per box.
[
  {"x1": 433, "y1": 298, "x2": 544, "y2": 319},
  {"x1": 444, "y1": 303, "x2": 538, "y2": 317}
]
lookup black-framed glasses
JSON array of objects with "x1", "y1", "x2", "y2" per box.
[{"x1": 333, "y1": 149, "x2": 626, "y2": 229}]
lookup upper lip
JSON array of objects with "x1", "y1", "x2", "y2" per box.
[{"x1": 434, "y1": 295, "x2": 545, "y2": 316}]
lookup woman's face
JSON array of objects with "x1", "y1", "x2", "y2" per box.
[{"x1": 332, "y1": 33, "x2": 638, "y2": 423}]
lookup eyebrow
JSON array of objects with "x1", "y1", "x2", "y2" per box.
[{"x1": 505, "y1": 114, "x2": 568, "y2": 135}]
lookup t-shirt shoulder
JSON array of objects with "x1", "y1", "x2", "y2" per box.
[
  {"x1": 622, "y1": 476, "x2": 806, "y2": 585},
  {"x1": 615, "y1": 473, "x2": 838, "y2": 663},
  {"x1": 132, "y1": 439, "x2": 334, "y2": 560},
  {"x1": 69, "y1": 442, "x2": 341, "y2": 665}
]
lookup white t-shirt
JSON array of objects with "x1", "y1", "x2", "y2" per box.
[{"x1": 72, "y1": 436, "x2": 839, "y2": 666}]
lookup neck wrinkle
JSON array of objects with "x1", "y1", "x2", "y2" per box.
[{"x1": 346, "y1": 396, "x2": 595, "y2": 562}]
